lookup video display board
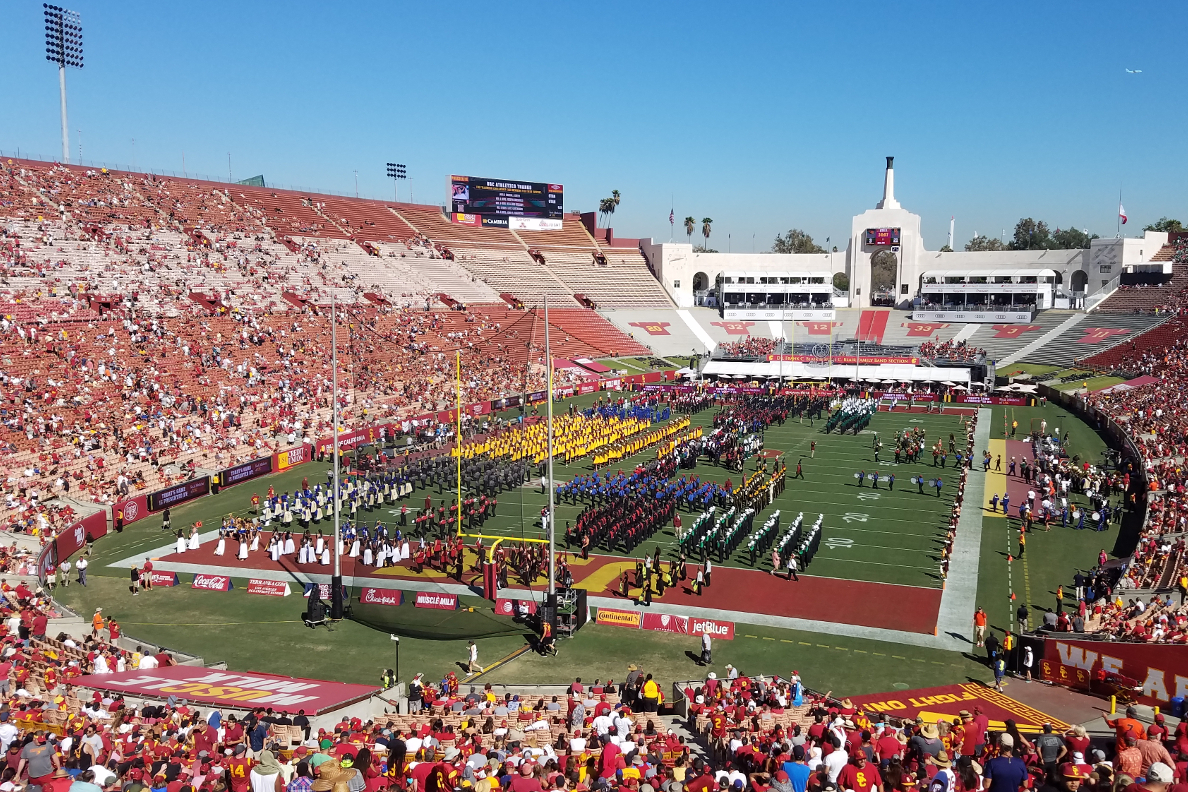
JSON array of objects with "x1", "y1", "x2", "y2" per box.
[
  {"x1": 449, "y1": 175, "x2": 563, "y2": 229},
  {"x1": 865, "y1": 227, "x2": 901, "y2": 246}
]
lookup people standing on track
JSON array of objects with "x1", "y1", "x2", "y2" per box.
[
  {"x1": 973, "y1": 606, "x2": 987, "y2": 647},
  {"x1": 467, "y1": 640, "x2": 483, "y2": 674}
]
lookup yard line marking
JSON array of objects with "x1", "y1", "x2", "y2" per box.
[
  {"x1": 762, "y1": 636, "x2": 775, "y2": 641},
  {"x1": 799, "y1": 642, "x2": 812, "y2": 646},
  {"x1": 892, "y1": 655, "x2": 907, "y2": 660}
]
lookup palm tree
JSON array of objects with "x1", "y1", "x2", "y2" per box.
[
  {"x1": 684, "y1": 216, "x2": 696, "y2": 244},
  {"x1": 701, "y1": 217, "x2": 713, "y2": 250},
  {"x1": 611, "y1": 189, "x2": 621, "y2": 208},
  {"x1": 598, "y1": 196, "x2": 617, "y2": 227}
]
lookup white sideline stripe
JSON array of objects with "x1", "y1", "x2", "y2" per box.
[
  {"x1": 934, "y1": 408, "x2": 992, "y2": 647},
  {"x1": 952, "y1": 324, "x2": 980, "y2": 343},
  {"x1": 677, "y1": 310, "x2": 717, "y2": 352}
]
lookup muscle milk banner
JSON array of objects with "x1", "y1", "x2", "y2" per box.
[{"x1": 414, "y1": 591, "x2": 458, "y2": 610}]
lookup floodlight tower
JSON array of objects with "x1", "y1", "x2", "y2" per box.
[
  {"x1": 44, "y1": 4, "x2": 83, "y2": 164},
  {"x1": 386, "y1": 163, "x2": 406, "y2": 202}
]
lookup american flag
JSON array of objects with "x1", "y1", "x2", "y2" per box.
[{"x1": 669, "y1": 210, "x2": 674, "y2": 225}]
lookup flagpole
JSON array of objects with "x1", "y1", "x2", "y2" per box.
[
  {"x1": 544, "y1": 295, "x2": 556, "y2": 600},
  {"x1": 456, "y1": 350, "x2": 463, "y2": 537},
  {"x1": 1117, "y1": 188, "x2": 1122, "y2": 238},
  {"x1": 330, "y1": 295, "x2": 343, "y2": 621}
]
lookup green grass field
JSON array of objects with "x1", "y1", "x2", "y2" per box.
[{"x1": 53, "y1": 394, "x2": 1122, "y2": 696}]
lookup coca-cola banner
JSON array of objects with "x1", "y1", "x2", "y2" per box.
[
  {"x1": 192, "y1": 574, "x2": 233, "y2": 592},
  {"x1": 114, "y1": 494, "x2": 150, "y2": 526},
  {"x1": 689, "y1": 617, "x2": 735, "y2": 640},
  {"x1": 149, "y1": 571, "x2": 179, "y2": 587},
  {"x1": 414, "y1": 591, "x2": 458, "y2": 610},
  {"x1": 1040, "y1": 637, "x2": 1188, "y2": 706},
  {"x1": 359, "y1": 587, "x2": 403, "y2": 606},
  {"x1": 247, "y1": 579, "x2": 291, "y2": 597},
  {"x1": 642, "y1": 612, "x2": 688, "y2": 634},
  {"x1": 494, "y1": 598, "x2": 538, "y2": 617}
]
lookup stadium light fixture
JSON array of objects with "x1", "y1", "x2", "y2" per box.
[
  {"x1": 386, "y1": 163, "x2": 407, "y2": 202},
  {"x1": 44, "y1": 4, "x2": 83, "y2": 164}
]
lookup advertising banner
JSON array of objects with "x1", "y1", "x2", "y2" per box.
[
  {"x1": 527, "y1": 390, "x2": 547, "y2": 404},
  {"x1": 495, "y1": 598, "x2": 538, "y2": 617},
  {"x1": 72, "y1": 666, "x2": 379, "y2": 715},
  {"x1": 359, "y1": 587, "x2": 403, "y2": 606},
  {"x1": 414, "y1": 591, "x2": 459, "y2": 610},
  {"x1": 81, "y1": 510, "x2": 108, "y2": 542},
  {"x1": 222, "y1": 456, "x2": 273, "y2": 488},
  {"x1": 767, "y1": 354, "x2": 920, "y2": 365},
  {"x1": 114, "y1": 494, "x2": 150, "y2": 526},
  {"x1": 577, "y1": 382, "x2": 599, "y2": 395},
  {"x1": 274, "y1": 444, "x2": 312, "y2": 472},
  {"x1": 54, "y1": 522, "x2": 87, "y2": 562},
  {"x1": 642, "y1": 612, "x2": 688, "y2": 634},
  {"x1": 688, "y1": 617, "x2": 735, "y2": 640},
  {"x1": 247, "y1": 579, "x2": 291, "y2": 597},
  {"x1": 315, "y1": 424, "x2": 390, "y2": 455},
  {"x1": 191, "y1": 574, "x2": 233, "y2": 592},
  {"x1": 149, "y1": 571, "x2": 179, "y2": 587},
  {"x1": 1039, "y1": 638, "x2": 1188, "y2": 706},
  {"x1": 595, "y1": 607, "x2": 641, "y2": 629},
  {"x1": 36, "y1": 543, "x2": 56, "y2": 585},
  {"x1": 303, "y1": 583, "x2": 347, "y2": 600},
  {"x1": 148, "y1": 477, "x2": 211, "y2": 511}
]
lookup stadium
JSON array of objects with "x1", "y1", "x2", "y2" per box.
[{"x1": 2, "y1": 4, "x2": 1188, "y2": 792}]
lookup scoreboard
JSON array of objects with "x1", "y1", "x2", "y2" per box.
[
  {"x1": 865, "y1": 227, "x2": 901, "y2": 246},
  {"x1": 449, "y1": 175, "x2": 563, "y2": 230}
]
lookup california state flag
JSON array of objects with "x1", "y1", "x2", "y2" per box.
[{"x1": 1119, "y1": 204, "x2": 1128, "y2": 224}]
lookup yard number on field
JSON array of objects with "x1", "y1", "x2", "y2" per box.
[
  {"x1": 841, "y1": 512, "x2": 870, "y2": 523},
  {"x1": 856, "y1": 493, "x2": 880, "y2": 501},
  {"x1": 825, "y1": 538, "x2": 854, "y2": 550}
]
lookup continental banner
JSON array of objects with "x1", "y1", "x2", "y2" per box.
[{"x1": 595, "y1": 607, "x2": 642, "y2": 629}]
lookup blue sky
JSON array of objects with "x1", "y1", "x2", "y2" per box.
[{"x1": 2, "y1": 1, "x2": 1184, "y2": 250}]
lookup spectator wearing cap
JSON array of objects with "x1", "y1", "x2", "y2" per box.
[
  {"x1": 982, "y1": 734, "x2": 1028, "y2": 792},
  {"x1": 1034, "y1": 763, "x2": 1086, "y2": 792},
  {"x1": 837, "y1": 748, "x2": 881, "y2": 792},
  {"x1": 1143, "y1": 762, "x2": 1174, "y2": 792}
]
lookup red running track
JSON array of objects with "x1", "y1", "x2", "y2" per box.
[{"x1": 153, "y1": 537, "x2": 943, "y2": 634}]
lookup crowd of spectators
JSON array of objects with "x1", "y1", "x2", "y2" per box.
[
  {"x1": 917, "y1": 340, "x2": 985, "y2": 363},
  {"x1": 717, "y1": 340, "x2": 778, "y2": 359}
]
